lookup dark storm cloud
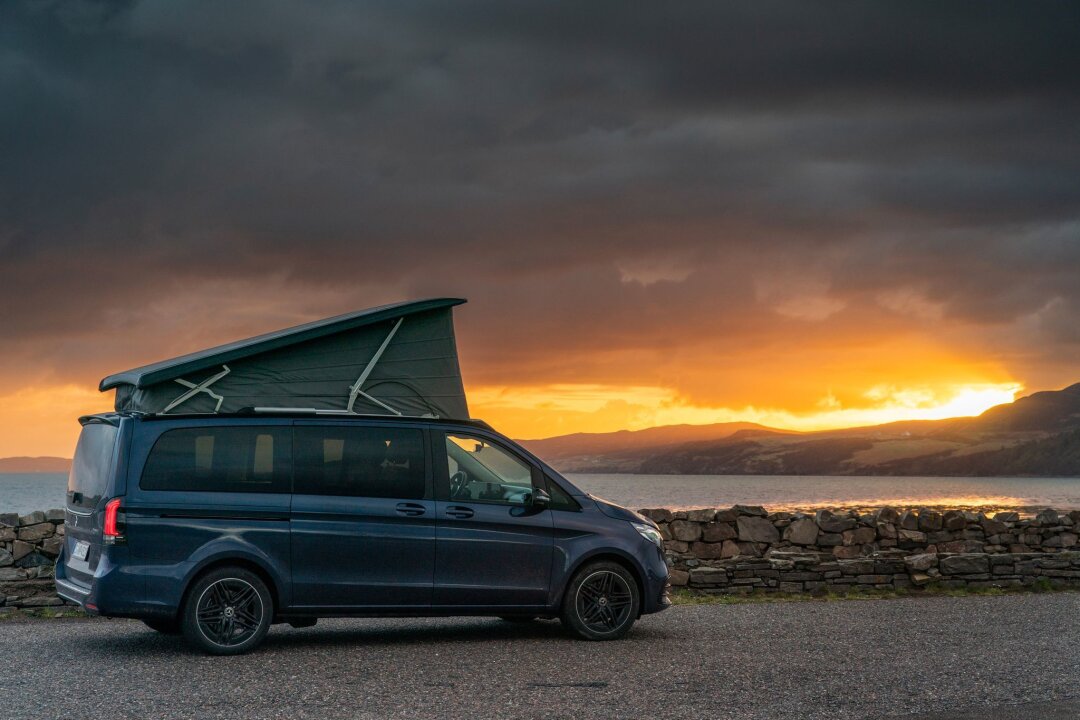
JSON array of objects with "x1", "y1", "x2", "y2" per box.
[{"x1": 1, "y1": 0, "x2": 1079, "y2": 392}]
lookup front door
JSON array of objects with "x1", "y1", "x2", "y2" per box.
[
  {"x1": 290, "y1": 422, "x2": 435, "y2": 608},
  {"x1": 434, "y1": 431, "x2": 553, "y2": 608}
]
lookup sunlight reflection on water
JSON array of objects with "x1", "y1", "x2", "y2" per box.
[{"x1": 566, "y1": 474, "x2": 1080, "y2": 514}]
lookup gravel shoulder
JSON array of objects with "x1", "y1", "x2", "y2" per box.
[{"x1": 2, "y1": 592, "x2": 1078, "y2": 720}]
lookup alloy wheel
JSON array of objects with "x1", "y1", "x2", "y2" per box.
[
  {"x1": 574, "y1": 570, "x2": 633, "y2": 634},
  {"x1": 195, "y1": 578, "x2": 264, "y2": 648}
]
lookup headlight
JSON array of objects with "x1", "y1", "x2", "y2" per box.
[{"x1": 632, "y1": 522, "x2": 664, "y2": 548}]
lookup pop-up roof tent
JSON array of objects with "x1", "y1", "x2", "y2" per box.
[{"x1": 99, "y1": 298, "x2": 469, "y2": 419}]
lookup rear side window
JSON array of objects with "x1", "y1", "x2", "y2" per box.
[
  {"x1": 294, "y1": 426, "x2": 427, "y2": 499},
  {"x1": 68, "y1": 422, "x2": 119, "y2": 511},
  {"x1": 141, "y1": 427, "x2": 291, "y2": 493}
]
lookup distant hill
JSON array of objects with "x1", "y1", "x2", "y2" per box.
[
  {"x1": 0, "y1": 456, "x2": 72, "y2": 473},
  {"x1": 518, "y1": 422, "x2": 796, "y2": 473},
  {"x1": 525, "y1": 383, "x2": 1080, "y2": 477}
]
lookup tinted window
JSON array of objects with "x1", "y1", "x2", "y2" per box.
[
  {"x1": 141, "y1": 427, "x2": 291, "y2": 493},
  {"x1": 446, "y1": 434, "x2": 535, "y2": 505},
  {"x1": 294, "y1": 426, "x2": 427, "y2": 499},
  {"x1": 67, "y1": 422, "x2": 119, "y2": 510},
  {"x1": 544, "y1": 475, "x2": 581, "y2": 511}
]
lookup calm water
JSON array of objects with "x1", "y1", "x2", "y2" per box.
[{"x1": 2, "y1": 472, "x2": 1079, "y2": 515}]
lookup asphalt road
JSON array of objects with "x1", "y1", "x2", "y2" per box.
[{"x1": 2, "y1": 593, "x2": 1078, "y2": 720}]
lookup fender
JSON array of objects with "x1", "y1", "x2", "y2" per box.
[{"x1": 181, "y1": 537, "x2": 291, "y2": 609}]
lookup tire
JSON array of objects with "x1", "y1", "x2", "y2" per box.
[
  {"x1": 142, "y1": 618, "x2": 181, "y2": 635},
  {"x1": 498, "y1": 616, "x2": 538, "y2": 623},
  {"x1": 560, "y1": 561, "x2": 640, "y2": 640},
  {"x1": 181, "y1": 567, "x2": 273, "y2": 656}
]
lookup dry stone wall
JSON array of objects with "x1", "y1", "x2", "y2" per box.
[
  {"x1": 639, "y1": 505, "x2": 1080, "y2": 593},
  {"x1": 3, "y1": 506, "x2": 1080, "y2": 612},
  {"x1": 0, "y1": 510, "x2": 69, "y2": 610}
]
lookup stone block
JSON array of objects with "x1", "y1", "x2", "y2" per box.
[
  {"x1": 815, "y1": 509, "x2": 856, "y2": 533},
  {"x1": 669, "y1": 520, "x2": 702, "y2": 542},
  {"x1": 942, "y1": 510, "x2": 967, "y2": 531},
  {"x1": 940, "y1": 554, "x2": 990, "y2": 575},
  {"x1": 783, "y1": 517, "x2": 819, "y2": 545},
  {"x1": 918, "y1": 511, "x2": 943, "y2": 531},
  {"x1": 0, "y1": 513, "x2": 21, "y2": 528},
  {"x1": 898, "y1": 529, "x2": 927, "y2": 543},
  {"x1": 899, "y1": 511, "x2": 919, "y2": 531},
  {"x1": 737, "y1": 516, "x2": 779, "y2": 544},
  {"x1": 843, "y1": 527, "x2": 876, "y2": 546},
  {"x1": 876, "y1": 522, "x2": 898, "y2": 539},
  {"x1": 875, "y1": 507, "x2": 899, "y2": 524},
  {"x1": 40, "y1": 537, "x2": 63, "y2": 558},
  {"x1": 702, "y1": 522, "x2": 737, "y2": 542},
  {"x1": 639, "y1": 508, "x2": 674, "y2": 523},
  {"x1": 855, "y1": 574, "x2": 892, "y2": 585},
  {"x1": 685, "y1": 508, "x2": 717, "y2": 523},
  {"x1": 981, "y1": 518, "x2": 1008, "y2": 536},
  {"x1": 832, "y1": 546, "x2": 864, "y2": 559},
  {"x1": 18, "y1": 511, "x2": 46, "y2": 526},
  {"x1": 721, "y1": 540, "x2": 741, "y2": 558},
  {"x1": 902, "y1": 557, "x2": 937, "y2": 569},
  {"x1": 714, "y1": 508, "x2": 738, "y2": 523},
  {"x1": 1035, "y1": 509, "x2": 1060, "y2": 526},
  {"x1": 668, "y1": 569, "x2": 689, "y2": 586},
  {"x1": 838, "y1": 558, "x2": 875, "y2": 575},
  {"x1": 817, "y1": 533, "x2": 843, "y2": 546},
  {"x1": 993, "y1": 511, "x2": 1019, "y2": 523},
  {"x1": 689, "y1": 567, "x2": 728, "y2": 586},
  {"x1": 11, "y1": 540, "x2": 33, "y2": 561},
  {"x1": 664, "y1": 540, "x2": 689, "y2": 553},
  {"x1": 0, "y1": 548, "x2": 12, "y2": 567},
  {"x1": 17, "y1": 523, "x2": 55, "y2": 542},
  {"x1": 691, "y1": 542, "x2": 726, "y2": 559},
  {"x1": 733, "y1": 505, "x2": 768, "y2": 517}
]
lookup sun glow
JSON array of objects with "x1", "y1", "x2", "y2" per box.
[{"x1": 469, "y1": 382, "x2": 1023, "y2": 439}]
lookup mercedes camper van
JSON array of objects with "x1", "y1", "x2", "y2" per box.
[{"x1": 57, "y1": 411, "x2": 671, "y2": 655}]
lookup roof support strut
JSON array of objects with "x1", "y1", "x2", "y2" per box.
[
  {"x1": 163, "y1": 365, "x2": 230, "y2": 414},
  {"x1": 347, "y1": 318, "x2": 403, "y2": 415}
]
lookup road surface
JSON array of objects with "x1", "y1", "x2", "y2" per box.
[{"x1": 2, "y1": 593, "x2": 1078, "y2": 719}]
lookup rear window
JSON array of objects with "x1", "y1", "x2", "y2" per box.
[
  {"x1": 140, "y1": 427, "x2": 291, "y2": 493},
  {"x1": 294, "y1": 426, "x2": 427, "y2": 499},
  {"x1": 67, "y1": 422, "x2": 119, "y2": 511}
]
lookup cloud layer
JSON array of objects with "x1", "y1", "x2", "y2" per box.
[{"x1": 2, "y1": 1, "x2": 1079, "y2": 450}]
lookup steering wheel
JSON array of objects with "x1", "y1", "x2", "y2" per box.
[{"x1": 449, "y1": 470, "x2": 469, "y2": 498}]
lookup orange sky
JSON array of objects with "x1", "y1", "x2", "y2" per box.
[{"x1": 3, "y1": 4, "x2": 1079, "y2": 459}]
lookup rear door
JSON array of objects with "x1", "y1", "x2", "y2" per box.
[
  {"x1": 62, "y1": 419, "x2": 122, "y2": 591},
  {"x1": 289, "y1": 421, "x2": 435, "y2": 608},
  {"x1": 434, "y1": 431, "x2": 553, "y2": 608}
]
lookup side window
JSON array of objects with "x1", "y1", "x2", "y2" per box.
[
  {"x1": 544, "y1": 475, "x2": 581, "y2": 511},
  {"x1": 140, "y1": 426, "x2": 291, "y2": 493},
  {"x1": 294, "y1": 426, "x2": 427, "y2": 500},
  {"x1": 445, "y1": 434, "x2": 535, "y2": 506}
]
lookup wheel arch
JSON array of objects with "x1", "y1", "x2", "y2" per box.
[{"x1": 561, "y1": 550, "x2": 646, "y2": 612}]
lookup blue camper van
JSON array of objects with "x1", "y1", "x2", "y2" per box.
[{"x1": 56, "y1": 300, "x2": 670, "y2": 655}]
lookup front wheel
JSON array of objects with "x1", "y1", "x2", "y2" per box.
[
  {"x1": 181, "y1": 567, "x2": 273, "y2": 655},
  {"x1": 560, "y1": 561, "x2": 640, "y2": 640}
]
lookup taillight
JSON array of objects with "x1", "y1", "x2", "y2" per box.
[{"x1": 103, "y1": 497, "x2": 124, "y2": 544}]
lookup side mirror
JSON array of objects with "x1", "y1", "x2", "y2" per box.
[{"x1": 531, "y1": 487, "x2": 551, "y2": 509}]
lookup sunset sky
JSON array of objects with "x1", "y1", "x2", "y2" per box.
[{"x1": 2, "y1": 2, "x2": 1080, "y2": 457}]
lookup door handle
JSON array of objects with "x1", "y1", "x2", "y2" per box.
[
  {"x1": 395, "y1": 503, "x2": 426, "y2": 517},
  {"x1": 445, "y1": 505, "x2": 474, "y2": 519}
]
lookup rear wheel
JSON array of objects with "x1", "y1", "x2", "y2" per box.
[
  {"x1": 181, "y1": 567, "x2": 273, "y2": 655},
  {"x1": 142, "y1": 618, "x2": 181, "y2": 635},
  {"x1": 561, "y1": 561, "x2": 640, "y2": 640}
]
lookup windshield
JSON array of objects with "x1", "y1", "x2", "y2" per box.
[{"x1": 67, "y1": 422, "x2": 118, "y2": 511}]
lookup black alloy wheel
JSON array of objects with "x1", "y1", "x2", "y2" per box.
[
  {"x1": 561, "y1": 561, "x2": 640, "y2": 640},
  {"x1": 181, "y1": 567, "x2": 272, "y2": 655}
]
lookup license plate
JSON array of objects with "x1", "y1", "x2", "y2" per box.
[{"x1": 72, "y1": 541, "x2": 90, "y2": 561}]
